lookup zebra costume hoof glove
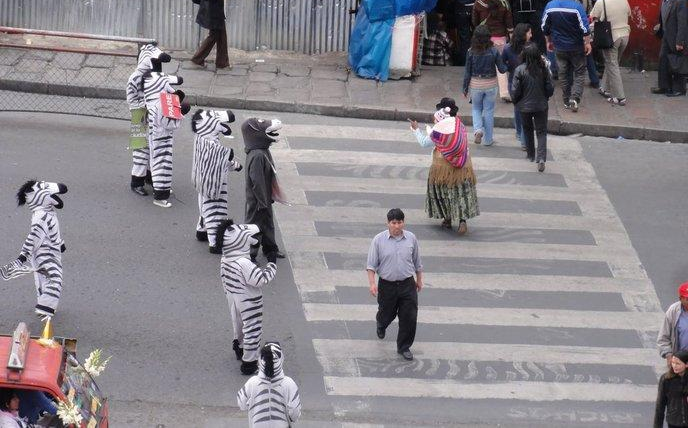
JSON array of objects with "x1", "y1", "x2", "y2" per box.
[
  {"x1": 241, "y1": 360, "x2": 259, "y2": 375},
  {"x1": 153, "y1": 199, "x2": 171, "y2": 208},
  {"x1": 131, "y1": 186, "x2": 148, "y2": 196},
  {"x1": 209, "y1": 246, "x2": 222, "y2": 254},
  {"x1": 233, "y1": 339, "x2": 244, "y2": 360},
  {"x1": 196, "y1": 231, "x2": 208, "y2": 242}
]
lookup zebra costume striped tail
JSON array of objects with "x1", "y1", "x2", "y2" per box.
[
  {"x1": 216, "y1": 221, "x2": 277, "y2": 370},
  {"x1": 190, "y1": 109, "x2": 242, "y2": 248},
  {"x1": 126, "y1": 44, "x2": 171, "y2": 189},
  {"x1": 237, "y1": 342, "x2": 302, "y2": 427},
  {"x1": 2, "y1": 180, "x2": 68, "y2": 317}
]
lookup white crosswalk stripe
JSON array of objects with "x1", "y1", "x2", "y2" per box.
[{"x1": 270, "y1": 123, "x2": 664, "y2": 424}]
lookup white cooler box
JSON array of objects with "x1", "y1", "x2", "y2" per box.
[{"x1": 388, "y1": 13, "x2": 424, "y2": 80}]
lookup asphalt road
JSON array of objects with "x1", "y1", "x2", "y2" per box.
[{"x1": 0, "y1": 110, "x2": 686, "y2": 427}]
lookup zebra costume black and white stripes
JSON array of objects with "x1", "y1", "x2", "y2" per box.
[
  {"x1": 237, "y1": 342, "x2": 301, "y2": 427},
  {"x1": 191, "y1": 109, "x2": 242, "y2": 249},
  {"x1": 1, "y1": 181, "x2": 68, "y2": 318},
  {"x1": 126, "y1": 44, "x2": 170, "y2": 190},
  {"x1": 216, "y1": 221, "x2": 276, "y2": 374},
  {"x1": 142, "y1": 72, "x2": 185, "y2": 206}
]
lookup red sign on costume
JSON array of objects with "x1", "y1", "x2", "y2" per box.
[{"x1": 160, "y1": 92, "x2": 182, "y2": 119}]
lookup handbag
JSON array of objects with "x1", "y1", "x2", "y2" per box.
[{"x1": 593, "y1": 0, "x2": 614, "y2": 49}]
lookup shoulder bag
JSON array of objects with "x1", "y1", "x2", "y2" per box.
[{"x1": 593, "y1": 0, "x2": 614, "y2": 49}]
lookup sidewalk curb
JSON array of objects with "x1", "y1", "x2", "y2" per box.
[{"x1": 2, "y1": 78, "x2": 684, "y2": 143}]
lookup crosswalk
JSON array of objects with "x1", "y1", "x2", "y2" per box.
[{"x1": 270, "y1": 121, "x2": 663, "y2": 426}]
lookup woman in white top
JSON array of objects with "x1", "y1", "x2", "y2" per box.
[{"x1": 591, "y1": 0, "x2": 631, "y2": 105}]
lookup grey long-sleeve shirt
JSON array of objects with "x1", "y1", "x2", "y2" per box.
[{"x1": 366, "y1": 230, "x2": 423, "y2": 281}]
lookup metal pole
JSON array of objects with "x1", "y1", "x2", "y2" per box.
[{"x1": 0, "y1": 26, "x2": 155, "y2": 44}]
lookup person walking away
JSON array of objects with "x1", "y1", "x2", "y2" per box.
[
  {"x1": 511, "y1": 43, "x2": 554, "y2": 172},
  {"x1": 463, "y1": 25, "x2": 508, "y2": 146},
  {"x1": 590, "y1": 0, "x2": 631, "y2": 105},
  {"x1": 191, "y1": 0, "x2": 230, "y2": 69},
  {"x1": 423, "y1": 13, "x2": 455, "y2": 66},
  {"x1": 651, "y1": 0, "x2": 688, "y2": 97},
  {"x1": 503, "y1": 23, "x2": 532, "y2": 148},
  {"x1": 578, "y1": 0, "x2": 602, "y2": 89},
  {"x1": 472, "y1": 0, "x2": 514, "y2": 100},
  {"x1": 367, "y1": 208, "x2": 423, "y2": 361},
  {"x1": 441, "y1": 0, "x2": 476, "y2": 65},
  {"x1": 658, "y1": 282, "x2": 688, "y2": 368},
  {"x1": 654, "y1": 349, "x2": 688, "y2": 428},
  {"x1": 410, "y1": 98, "x2": 480, "y2": 234},
  {"x1": 542, "y1": 0, "x2": 592, "y2": 112}
]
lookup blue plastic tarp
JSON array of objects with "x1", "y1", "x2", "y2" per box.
[
  {"x1": 348, "y1": 6, "x2": 393, "y2": 81},
  {"x1": 364, "y1": 0, "x2": 438, "y2": 21}
]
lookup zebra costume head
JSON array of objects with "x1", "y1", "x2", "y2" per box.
[
  {"x1": 242, "y1": 118, "x2": 283, "y2": 151},
  {"x1": 16, "y1": 180, "x2": 68, "y2": 210},
  {"x1": 142, "y1": 71, "x2": 183, "y2": 101},
  {"x1": 259, "y1": 342, "x2": 284, "y2": 381},
  {"x1": 214, "y1": 220, "x2": 259, "y2": 258},
  {"x1": 191, "y1": 109, "x2": 236, "y2": 139},
  {"x1": 137, "y1": 43, "x2": 171, "y2": 73}
]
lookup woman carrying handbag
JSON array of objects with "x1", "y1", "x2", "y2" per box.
[{"x1": 590, "y1": 0, "x2": 631, "y2": 105}]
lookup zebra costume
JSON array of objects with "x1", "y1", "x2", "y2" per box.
[
  {"x1": 142, "y1": 72, "x2": 189, "y2": 207},
  {"x1": 190, "y1": 109, "x2": 242, "y2": 251},
  {"x1": 0, "y1": 181, "x2": 68, "y2": 318},
  {"x1": 215, "y1": 220, "x2": 277, "y2": 375},
  {"x1": 237, "y1": 342, "x2": 301, "y2": 427},
  {"x1": 126, "y1": 43, "x2": 171, "y2": 195}
]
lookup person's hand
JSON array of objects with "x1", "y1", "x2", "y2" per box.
[
  {"x1": 416, "y1": 280, "x2": 423, "y2": 292},
  {"x1": 677, "y1": 44, "x2": 685, "y2": 52},
  {"x1": 369, "y1": 283, "x2": 378, "y2": 297},
  {"x1": 667, "y1": 353, "x2": 674, "y2": 368},
  {"x1": 584, "y1": 42, "x2": 592, "y2": 56},
  {"x1": 408, "y1": 119, "x2": 419, "y2": 130},
  {"x1": 547, "y1": 41, "x2": 555, "y2": 52}
]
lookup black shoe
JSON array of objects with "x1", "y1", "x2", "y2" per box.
[
  {"x1": 538, "y1": 161, "x2": 545, "y2": 172},
  {"x1": 590, "y1": 82, "x2": 600, "y2": 89},
  {"x1": 398, "y1": 350, "x2": 414, "y2": 361},
  {"x1": 377, "y1": 326, "x2": 385, "y2": 339},
  {"x1": 274, "y1": 251, "x2": 286, "y2": 259},
  {"x1": 209, "y1": 246, "x2": 221, "y2": 254},
  {"x1": 240, "y1": 360, "x2": 258, "y2": 375},
  {"x1": 651, "y1": 87, "x2": 668, "y2": 94},
  {"x1": 196, "y1": 231, "x2": 208, "y2": 242},
  {"x1": 666, "y1": 91, "x2": 687, "y2": 97},
  {"x1": 232, "y1": 339, "x2": 243, "y2": 361},
  {"x1": 131, "y1": 186, "x2": 148, "y2": 196}
]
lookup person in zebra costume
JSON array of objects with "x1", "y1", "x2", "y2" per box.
[
  {"x1": 142, "y1": 72, "x2": 190, "y2": 207},
  {"x1": 126, "y1": 43, "x2": 171, "y2": 196},
  {"x1": 0, "y1": 181, "x2": 68, "y2": 318},
  {"x1": 237, "y1": 342, "x2": 302, "y2": 427},
  {"x1": 214, "y1": 220, "x2": 277, "y2": 375},
  {"x1": 190, "y1": 109, "x2": 243, "y2": 252},
  {"x1": 242, "y1": 117, "x2": 285, "y2": 262}
]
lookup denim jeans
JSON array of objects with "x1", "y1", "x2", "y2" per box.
[
  {"x1": 513, "y1": 104, "x2": 525, "y2": 145},
  {"x1": 470, "y1": 86, "x2": 498, "y2": 145}
]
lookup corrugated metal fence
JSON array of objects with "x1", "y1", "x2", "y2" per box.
[{"x1": 0, "y1": 0, "x2": 356, "y2": 54}]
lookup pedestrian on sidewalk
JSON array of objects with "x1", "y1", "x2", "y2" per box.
[
  {"x1": 658, "y1": 282, "x2": 688, "y2": 368},
  {"x1": 190, "y1": 0, "x2": 230, "y2": 69},
  {"x1": 511, "y1": 0, "x2": 547, "y2": 52},
  {"x1": 542, "y1": 0, "x2": 592, "y2": 113},
  {"x1": 511, "y1": 43, "x2": 554, "y2": 172},
  {"x1": 653, "y1": 349, "x2": 688, "y2": 428},
  {"x1": 651, "y1": 0, "x2": 688, "y2": 97},
  {"x1": 367, "y1": 208, "x2": 423, "y2": 361},
  {"x1": 503, "y1": 22, "x2": 532, "y2": 148},
  {"x1": 472, "y1": 0, "x2": 514, "y2": 101},
  {"x1": 410, "y1": 98, "x2": 480, "y2": 234},
  {"x1": 237, "y1": 342, "x2": 302, "y2": 427},
  {"x1": 590, "y1": 0, "x2": 631, "y2": 105},
  {"x1": 463, "y1": 25, "x2": 508, "y2": 146},
  {"x1": 422, "y1": 12, "x2": 455, "y2": 66}
]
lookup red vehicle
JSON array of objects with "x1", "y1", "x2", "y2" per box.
[{"x1": 0, "y1": 322, "x2": 109, "y2": 427}]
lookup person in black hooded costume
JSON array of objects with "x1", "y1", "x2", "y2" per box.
[{"x1": 241, "y1": 117, "x2": 285, "y2": 262}]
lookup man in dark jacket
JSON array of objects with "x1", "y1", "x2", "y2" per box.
[
  {"x1": 191, "y1": 0, "x2": 229, "y2": 69},
  {"x1": 242, "y1": 117, "x2": 285, "y2": 262},
  {"x1": 651, "y1": 0, "x2": 688, "y2": 96}
]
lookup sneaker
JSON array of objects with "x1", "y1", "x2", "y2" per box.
[
  {"x1": 569, "y1": 99, "x2": 579, "y2": 113},
  {"x1": 474, "y1": 130, "x2": 483, "y2": 145},
  {"x1": 599, "y1": 88, "x2": 611, "y2": 98},
  {"x1": 538, "y1": 161, "x2": 545, "y2": 172},
  {"x1": 607, "y1": 97, "x2": 626, "y2": 106},
  {"x1": 521, "y1": 145, "x2": 527, "y2": 151},
  {"x1": 153, "y1": 199, "x2": 171, "y2": 208},
  {"x1": 131, "y1": 186, "x2": 148, "y2": 196}
]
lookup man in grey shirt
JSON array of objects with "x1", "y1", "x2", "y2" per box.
[{"x1": 367, "y1": 208, "x2": 423, "y2": 360}]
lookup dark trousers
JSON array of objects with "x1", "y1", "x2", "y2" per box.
[
  {"x1": 520, "y1": 109, "x2": 548, "y2": 163},
  {"x1": 249, "y1": 207, "x2": 279, "y2": 258},
  {"x1": 658, "y1": 40, "x2": 687, "y2": 93},
  {"x1": 191, "y1": 25, "x2": 229, "y2": 68},
  {"x1": 377, "y1": 277, "x2": 418, "y2": 352},
  {"x1": 556, "y1": 49, "x2": 586, "y2": 101},
  {"x1": 453, "y1": 3, "x2": 473, "y2": 66}
]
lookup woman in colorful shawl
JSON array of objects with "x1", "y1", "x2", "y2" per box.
[{"x1": 410, "y1": 98, "x2": 479, "y2": 235}]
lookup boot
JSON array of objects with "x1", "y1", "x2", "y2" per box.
[
  {"x1": 240, "y1": 360, "x2": 258, "y2": 375},
  {"x1": 232, "y1": 339, "x2": 243, "y2": 361}
]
